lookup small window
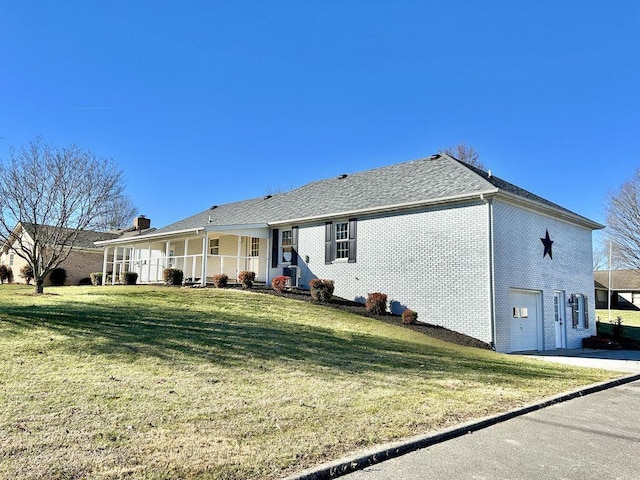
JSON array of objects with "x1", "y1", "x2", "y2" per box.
[
  {"x1": 9, "y1": 254, "x2": 14, "y2": 266},
  {"x1": 281, "y1": 230, "x2": 292, "y2": 262},
  {"x1": 209, "y1": 239, "x2": 219, "y2": 255},
  {"x1": 250, "y1": 238, "x2": 260, "y2": 257},
  {"x1": 571, "y1": 294, "x2": 589, "y2": 329},
  {"x1": 335, "y1": 222, "x2": 349, "y2": 259},
  {"x1": 513, "y1": 307, "x2": 520, "y2": 318}
]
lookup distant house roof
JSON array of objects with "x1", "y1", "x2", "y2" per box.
[
  {"x1": 21, "y1": 223, "x2": 122, "y2": 249},
  {"x1": 141, "y1": 154, "x2": 601, "y2": 239},
  {"x1": 594, "y1": 270, "x2": 640, "y2": 291}
]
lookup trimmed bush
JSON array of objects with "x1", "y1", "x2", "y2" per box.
[
  {"x1": 309, "y1": 278, "x2": 335, "y2": 302},
  {"x1": 366, "y1": 292, "x2": 387, "y2": 314},
  {"x1": 121, "y1": 271, "x2": 138, "y2": 285},
  {"x1": 238, "y1": 271, "x2": 256, "y2": 289},
  {"x1": 271, "y1": 275, "x2": 290, "y2": 293},
  {"x1": 163, "y1": 268, "x2": 184, "y2": 286},
  {"x1": 0, "y1": 265, "x2": 12, "y2": 284},
  {"x1": 212, "y1": 274, "x2": 228, "y2": 288},
  {"x1": 402, "y1": 309, "x2": 418, "y2": 325},
  {"x1": 49, "y1": 267, "x2": 67, "y2": 286},
  {"x1": 90, "y1": 272, "x2": 103, "y2": 286},
  {"x1": 20, "y1": 264, "x2": 34, "y2": 284}
]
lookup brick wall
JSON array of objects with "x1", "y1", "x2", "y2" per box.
[
  {"x1": 0, "y1": 248, "x2": 104, "y2": 285},
  {"x1": 271, "y1": 201, "x2": 493, "y2": 344},
  {"x1": 492, "y1": 200, "x2": 597, "y2": 352}
]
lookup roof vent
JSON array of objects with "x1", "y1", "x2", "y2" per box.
[
  {"x1": 264, "y1": 195, "x2": 272, "y2": 199},
  {"x1": 338, "y1": 174, "x2": 348, "y2": 179},
  {"x1": 487, "y1": 169, "x2": 492, "y2": 178},
  {"x1": 208, "y1": 214, "x2": 212, "y2": 223},
  {"x1": 210, "y1": 205, "x2": 217, "y2": 210},
  {"x1": 429, "y1": 154, "x2": 441, "y2": 160}
]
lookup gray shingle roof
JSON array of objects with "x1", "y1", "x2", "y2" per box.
[
  {"x1": 594, "y1": 270, "x2": 640, "y2": 291},
  {"x1": 148, "y1": 154, "x2": 600, "y2": 235},
  {"x1": 21, "y1": 223, "x2": 121, "y2": 249}
]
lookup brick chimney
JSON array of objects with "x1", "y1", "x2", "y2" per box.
[{"x1": 134, "y1": 215, "x2": 151, "y2": 231}]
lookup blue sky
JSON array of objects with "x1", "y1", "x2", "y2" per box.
[{"x1": 1, "y1": 1, "x2": 638, "y2": 235}]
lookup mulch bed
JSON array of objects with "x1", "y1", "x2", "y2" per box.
[{"x1": 246, "y1": 285, "x2": 493, "y2": 350}]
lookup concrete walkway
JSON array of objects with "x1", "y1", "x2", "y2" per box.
[{"x1": 515, "y1": 348, "x2": 640, "y2": 373}]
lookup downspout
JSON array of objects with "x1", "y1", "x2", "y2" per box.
[
  {"x1": 481, "y1": 193, "x2": 497, "y2": 350},
  {"x1": 265, "y1": 231, "x2": 272, "y2": 286}
]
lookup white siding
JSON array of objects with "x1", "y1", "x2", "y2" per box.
[
  {"x1": 492, "y1": 200, "x2": 596, "y2": 352},
  {"x1": 272, "y1": 202, "x2": 493, "y2": 344}
]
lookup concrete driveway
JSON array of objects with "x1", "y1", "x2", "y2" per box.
[
  {"x1": 342, "y1": 378, "x2": 640, "y2": 479},
  {"x1": 516, "y1": 348, "x2": 640, "y2": 373},
  {"x1": 290, "y1": 349, "x2": 640, "y2": 480}
]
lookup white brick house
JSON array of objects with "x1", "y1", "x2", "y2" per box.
[{"x1": 96, "y1": 154, "x2": 602, "y2": 353}]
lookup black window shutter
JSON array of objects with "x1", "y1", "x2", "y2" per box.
[
  {"x1": 348, "y1": 218, "x2": 357, "y2": 263},
  {"x1": 584, "y1": 296, "x2": 589, "y2": 328},
  {"x1": 291, "y1": 226, "x2": 299, "y2": 266},
  {"x1": 271, "y1": 229, "x2": 279, "y2": 268},
  {"x1": 325, "y1": 222, "x2": 333, "y2": 264}
]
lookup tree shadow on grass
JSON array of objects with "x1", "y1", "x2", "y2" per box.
[{"x1": 0, "y1": 298, "x2": 583, "y2": 385}]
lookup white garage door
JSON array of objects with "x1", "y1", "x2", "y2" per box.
[{"x1": 510, "y1": 289, "x2": 541, "y2": 352}]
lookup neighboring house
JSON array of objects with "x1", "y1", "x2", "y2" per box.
[
  {"x1": 594, "y1": 270, "x2": 640, "y2": 310},
  {"x1": 95, "y1": 154, "x2": 602, "y2": 353},
  {"x1": 0, "y1": 217, "x2": 154, "y2": 285}
]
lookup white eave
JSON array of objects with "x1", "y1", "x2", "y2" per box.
[
  {"x1": 94, "y1": 223, "x2": 271, "y2": 247},
  {"x1": 494, "y1": 191, "x2": 604, "y2": 230},
  {"x1": 268, "y1": 190, "x2": 501, "y2": 226},
  {"x1": 95, "y1": 227, "x2": 206, "y2": 246}
]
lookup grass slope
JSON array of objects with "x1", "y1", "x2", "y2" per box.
[{"x1": 0, "y1": 285, "x2": 616, "y2": 479}]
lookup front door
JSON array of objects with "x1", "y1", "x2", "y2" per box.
[
  {"x1": 510, "y1": 289, "x2": 541, "y2": 351},
  {"x1": 554, "y1": 291, "x2": 567, "y2": 349}
]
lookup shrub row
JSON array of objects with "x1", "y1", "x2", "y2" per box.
[
  {"x1": 0, "y1": 265, "x2": 12, "y2": 283},
  {"x1": 309, "y1": 279, "x2": 334, "y2": 302},
  {"x1": 238, "y1": 271, "x2": 255, "y2": 289},
  {"x1": 271, "y1": 275, "x2": 289, "y2": 293},
  {"x1": 163, "y1": 268, "x2": 183, "y2": 286}
]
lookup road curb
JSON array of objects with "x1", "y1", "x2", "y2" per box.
[{"x1": 285, "y1": 373, "x2": 640, "y2": 480}]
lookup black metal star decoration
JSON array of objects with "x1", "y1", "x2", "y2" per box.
[{"x1": 541, "y1": 229, "x2": 553, "y2": 259}]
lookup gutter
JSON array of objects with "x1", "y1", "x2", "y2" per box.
[
  {"x1": 494, "y1": 191, "x2": 604, "y2": 230},
  {"x1": 481, "y1": 193, "x2": 498, "y2": 350},
  {"x1": 94, "y1": 227, "x2": 204, "y2": 246},
  {"x1": 268, "y1": 190, "x2": 500, "y2": 226}
]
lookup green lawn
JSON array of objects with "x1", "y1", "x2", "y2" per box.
[{"x1": 0, "y1": 285, "x2": 618, "y2": 480}]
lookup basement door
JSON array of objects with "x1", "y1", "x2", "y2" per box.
[{"x1": 510, "y1": 289, "x2": 542, "y2": 352}]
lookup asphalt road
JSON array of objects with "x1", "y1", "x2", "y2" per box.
[{"x1": 342, "y1": 379, "x2": 640, "y2": 480}]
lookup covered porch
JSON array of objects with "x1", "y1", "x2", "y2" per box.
[{"x1": 97, "y1": 224, "x2": 270, "y2": 286}]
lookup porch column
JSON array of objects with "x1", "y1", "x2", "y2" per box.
[
  {"x1": 201, "y1": 234, "x2": 208, "y2": 286},
  {"x1": 166, "y1": 241, "x2": 171, "y2": 269},
  {"x1": 147, "y1": 243, "x2": 152, "y2": 283},
  {"x1": 237, "y1": 236, "x2": 242, "y2": 278},
  {"x1": 111, "y1": 247, "x2": 118, "y2": 285},
  {"x1": 184, "y1": 238, "x2": 189, "y2": 279},
  {"x1": 102, "y1": 247, "x2": 109, "y2": 285}
]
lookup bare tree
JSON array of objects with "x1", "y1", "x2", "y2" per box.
[
  {"x1": 593, "y1": 237, "x2": 623, "y2": 271},
  {"x1": 440, "y1": 143, "x2": 485, "y2": 171},
  {"x1": 606, "y1": 168, "x2": 640, "y2": 271},
  {"x1": 0, "y1": 138, "x2": 132, "y2": 293},
  {"x1": 98, "y1": 194, "x2": 137, "y2": 231}
]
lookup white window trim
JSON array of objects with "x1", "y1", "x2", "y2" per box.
[{"x1": 209, "y1": 238, "x2": 220, "y2": 255}]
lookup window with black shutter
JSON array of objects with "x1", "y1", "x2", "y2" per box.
[{"x1": 325, "y1": 219, "x2": 357, "y2": 264}]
